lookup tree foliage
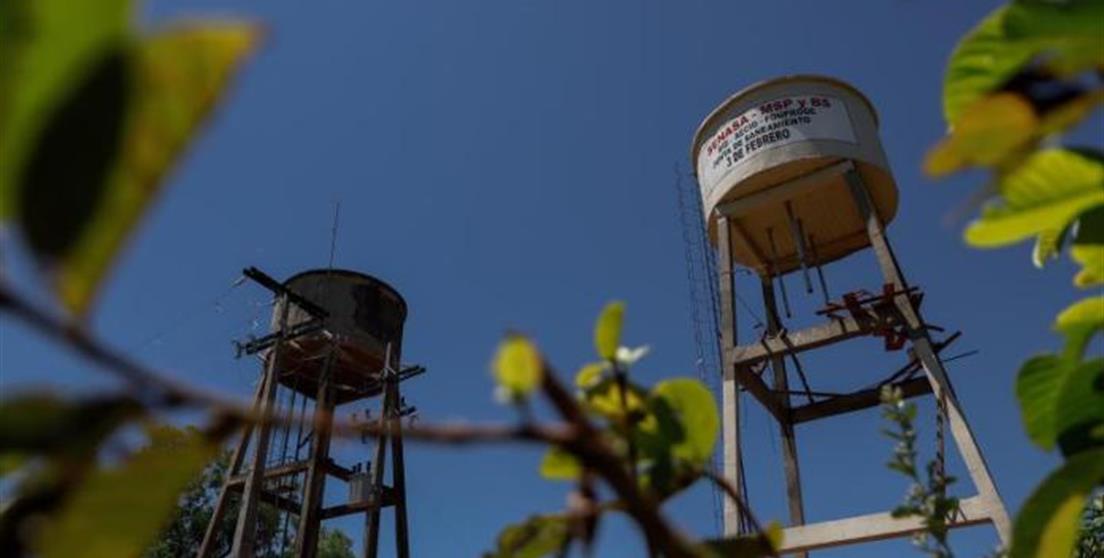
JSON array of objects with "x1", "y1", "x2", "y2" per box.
[{"x1": 919, "y1": 1, "x2": 1104, "y2": 556}]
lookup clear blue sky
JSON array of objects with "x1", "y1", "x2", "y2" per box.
[{"x1": 1, "y1": 1, "x2": 1100, "y2": 556}]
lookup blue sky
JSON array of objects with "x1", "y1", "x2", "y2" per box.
[{"x1": 2, "y1": 1, "x2": 1100, "y2": 556}]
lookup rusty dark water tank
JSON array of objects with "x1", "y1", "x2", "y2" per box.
[{"x1": 269, "y1": 269, "x2": 407, "y2": 403}]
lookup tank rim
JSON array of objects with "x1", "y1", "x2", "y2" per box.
[
  {"x1": 689, "y1": 74, "x2": 880, "y2": 174},
  {"x1": 281, "y1": 268, "x2": 409, "y2": 318}
]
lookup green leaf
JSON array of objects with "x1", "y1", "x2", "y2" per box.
[
  {"x1": 1018, "y1": 354, "x2": 1070, "y2": 451},
  {"x1": 1032, "y1": 224, "x2": 1069, "y2": 268},
  {"x1": 492, "y1": 335, "x2": 543, "y2": 400},
  {"x1": 35, "y1": 424, "x2": 217, "y2": 558},
  {"x1": 575, "y1": 362, "x2": 607, "y2": 389},
  {"x1": 486, "y1": 515, "x2": 571, "y2": 558},
  {"x1": 1072, "y1": 205, "x2": 1104, "y2": 287},
  {"x1": 594, "y1": 301, "x2": 625, "y2": 360},
  {"x1": 924, "y1": 93, "x2": 1037, "y2": 177},
  {"x1": 965, "y1": 149, "x2": 1104, "y2": 248},
  {"x1": 649, "y1": 379, "x2": 719, "y2": 465},
  {"x1": 539, "y1": 446, "x2": 581, "y2": 481},
  {"x1": 942, "y1": 2, "x2": 1104, "y2": 125},
  {"x1": 1055, "y1": 358, "x2": 1104, "y2": 456},
  {"x1": 1056, "y1": 296, "x2": 1104, "y2": 360},
  {"x1": 580, "y1": 377, "x2": 647, "y2": 421},
  {"x1": 1016, "y1": 297, "x2": 1104, "y2": 450},
  {"x1": 1010, "y1": 449, "x2": 1104, "y2": 558},
  {"x1": 50, "y1": 23, "x2": 262, "y2": 315},
  {"x1": 0, "y1": 0, "x2": 133, "y2": 218},
  {"x1": 0, "y1": 394, "x2": 143, "y2": 458}
]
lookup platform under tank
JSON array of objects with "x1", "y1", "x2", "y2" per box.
[
  {"x1": 268, "y1": 269, "x2": 407, "y2": 404},
  {"x1": 691, "y1": 75, "x2": 899, "y2": 276}
]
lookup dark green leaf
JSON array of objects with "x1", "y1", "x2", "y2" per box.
[
  {"x1": 486, "y1": 515, "x2": 571, "y2": 558},
  {"x1": 34, "y1": 424, "x2": 217, "y2": 558},
  {"x1": 0, "y1": 0, "x2": 132, "y2": 218},
  {"x1": 1011, "y1": 449, "x2": 1104, "y2": 558},
  {"x1": 51, "y1": 23, "x2": 262, "y2": 314}
]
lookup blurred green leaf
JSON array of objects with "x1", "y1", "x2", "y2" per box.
[
  {"x1": 1032, "y1": 224, "x2": 1069, "y2": 268},
  {"x1": 574, "y1": 362, "x2": 606, "y2": 389},
  {"x1": 965, "y1": 149, "x2": 1104, "y2": 248},
  {"x1": 1072, "y1": 206, "x2": 1104, "y2": 287},
  {"x1": 1011, "y1": 449, "x2": 1104, "y2": 558},
  {"x1": 492, "y1": 335, "x2": 543, "y2": 401},
  {"x1": 649, "y1": 379, "x2": 718, "y2": 465},
  {"x1": 1055, "y1": 358, "x2": 1104, "y2": 456},
  {"x1": 0, "y1": 394, "x2": 143, "y2": 458},
  {"x1": 539, "y1": 446, "x2": 581, "y2": 481},
  {"x1": 925, "y1": 93, "x2": 1037, "y2": 177},
  {"x1": 1018, "y1": 354, "x2": 1071, "y2": 451},
  {"x1": 1016, "y1": 297, "x2": 1104, "y2": 450},
  {"x1": 485, "y1": 515, "x2": 570, "y2": 558},
  {"x1": 580, "y1": 377, "x2": 646, "y2": 421},
  {"x1": 34, "y1": 424, "x2": 216, "y2": 558},
  {"x1": 51, "y1": 23, "x2": 262, "y2": 315},
  {"x1": 1056, "y1": 295, "x2": 1104, "y2": 360},
  {"x1": 593, "y1": 301, "x2": 625, "y2": 360},
  {"x1": 942, "y1": 1, "x2": 1104, "y2": 125},
  {"x1": 0, "y1": 0, "x2": 132, "y2": 218}
]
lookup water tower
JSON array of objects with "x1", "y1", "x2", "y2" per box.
[
  {"x1": 690, "y1": 76, "x2": 1011, "y2": 554},
  {"x1": 198, "y1": 267, "x2": 422, "y2": 558}
]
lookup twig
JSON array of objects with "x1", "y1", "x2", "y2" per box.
[{"x1": 539, "y1": 364, "x2": 699, "y2": 558}]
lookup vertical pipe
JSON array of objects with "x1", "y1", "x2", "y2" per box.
[
  {"x1": 784, "y1": 202, "x2": 813, "y2": 294},
  {"x1": 765, "y1": 228, "x2": 792, "y2": 318},
  {"x1": 389, "y1": 378, "x2": 411, "y2": 558},
  {"x1": 807, "y1": 233, "x2": 831, "y2": 307}
]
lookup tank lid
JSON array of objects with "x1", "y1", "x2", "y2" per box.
[
  {"x1": 282, "y1": 268, "x2": 409, "y2": 318},
  {"x1": 690, "y1": 75, "x2": 880, "y2": 170}
]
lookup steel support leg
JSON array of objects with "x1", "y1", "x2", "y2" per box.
[{"x1": 845, "y1": 170, "x2": 1012, "y2": 544}]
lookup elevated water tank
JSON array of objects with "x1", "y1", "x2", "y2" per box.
[
  {"x1": 691, "y1": 75, "x2": 898, "y2": 276},
  {"x1": 270, "y1": 269, "x2": 407, "y2": 404}
]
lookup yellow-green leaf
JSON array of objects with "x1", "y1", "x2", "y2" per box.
[
  {"x1": 1010, "y1": 449, "x2": 1104, "y2": 558},
  {"x1": 965, "y1": 149, "x2": 1104, "y2": 248},
  {"x1": 487, "y1": 515, "x2": 571, "y2": 558},
  {"x1": 925, "y1": 93, "x2": 1037, "y2": 177},
  {"x1": 492, "y1": 335, "x2": 543, "y2": 399},
  {"x1": 35, "y1": 424, "x2": 217, "y2": 558},
  {"x1": 1056, "y1": 295, "x2": 1104, "y2": 359},
  {"x1": 1072, "y1": 206, "x2": 1104, "y2": 288},
  {"x1": 942, "y1": 2, "x2": 1104, "y2": 125},
  {"x1": 539, "y1": 446, "x2": 581, "y2": 481},
  {"x1": 650, "y1": 378, "x2": 719, "y2": 464},
  {"x1": 51, "y1": 23, "x2": 262, "y2": 315},
  {"x1": 0, "y1": 0, "x2": 133, "y2": 218},
  {"x1": 582, "y1": 377, "x2": 647, "y2": 421},
  {"x1": 594, "y1": 301, "x2": 625, "y2": 360},
  {"x1": 575, "y1": 362, "x2": 607, "y2": 388}
]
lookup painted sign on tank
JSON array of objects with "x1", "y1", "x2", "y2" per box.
[{"x1": 697, "y1": 95, "x2": 856, "y2": 207}]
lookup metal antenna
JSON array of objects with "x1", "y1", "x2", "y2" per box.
[{"x1": 328, "y1": 200, "x2": 341, "y2": 270}]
